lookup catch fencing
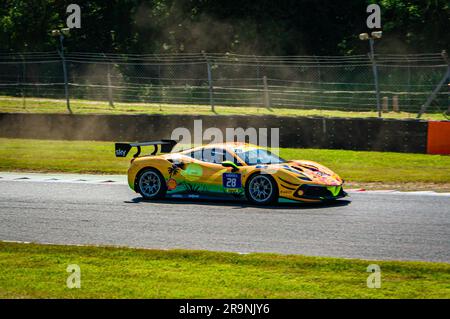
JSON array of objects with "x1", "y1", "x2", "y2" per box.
[{"x1": 0, "y1": 51, "x2": 448, "y2": 116}]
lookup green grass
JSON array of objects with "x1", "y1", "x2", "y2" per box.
[
  {"x1": 281, "y1": 148, "x2": 450, "y2": 184},
  {"x1": 0, "y1": 138, "x2": 129, "y2": 174},
  {"x1": 0, "y1": 242, "x2": 449, "y2": 298},
  {"x1": 1, "y1": 138, "x2": 449, "y2": 184},
  {"x1": 0, "y1": 95, "x2": 446, "y2": 120}
]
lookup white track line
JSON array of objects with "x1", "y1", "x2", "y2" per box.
[
  {"x1": 1, "y1": 172, "x2": 449, "y2": 196},
  {"x1": 0, "y1": 172, "x2": 127, "y2": 185}
]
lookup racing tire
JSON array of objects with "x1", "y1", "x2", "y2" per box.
[
  {"x1": 135, "y1": 168, "x2": 167, "y2": 200},
  {"x1": 245, "y1": 173, "x2": 278, "y2": 205}
]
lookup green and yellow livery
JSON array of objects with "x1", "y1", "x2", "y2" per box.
[{"x1": 115, "y1": 140, "x2": 347, "y2": 205}]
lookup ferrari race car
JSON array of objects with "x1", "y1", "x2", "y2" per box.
[{"x1": 115, "y1": 140, "x2": 347, "y2": 205}]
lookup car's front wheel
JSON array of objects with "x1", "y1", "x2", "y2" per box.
[
  {"x1": 136, "y1": 168, "x2": 167, "y2": 200},
  {"x1": 245, "y1": 174, "x2": 278, "y2": 205}
]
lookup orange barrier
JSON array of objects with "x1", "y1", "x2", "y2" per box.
[{"x1": 427, "y1": 121, "x2": 450, "y2": 155}]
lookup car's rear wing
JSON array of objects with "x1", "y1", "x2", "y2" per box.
[{"x1": 115, "y1": 140, "x2": 177, "y2": 158}]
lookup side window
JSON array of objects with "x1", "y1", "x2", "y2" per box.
[
  {"x1": 188, "y1": 148, "x2": 240, "y2": 165},
  {"x1": 231, "y1": 150, "x2": 244, "y2": 166},
  {"x1": 202, "y1": 148, "x2": 224, "y2": 164},
  {"x1": 224, "y1": 150, "x2": 242, "y2": 165},
  {"x1": 187, "y1": 150, "x2": 203, "y2": 161},
  {"x1": 202, "y1": 148, "x2": 241, "y2": 165}
]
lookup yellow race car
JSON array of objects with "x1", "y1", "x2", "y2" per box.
[{"x1": 115, "y1": 140, "x2": 346, "y2": 205}]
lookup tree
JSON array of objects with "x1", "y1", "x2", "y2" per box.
[{"x1": 0, "y1": 0, "x2": 448, "y2": 55}]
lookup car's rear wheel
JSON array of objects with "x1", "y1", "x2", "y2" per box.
[
  {"x1": 245, "y1": 174, "x2": 278, "y2": 205},
  {"x1": 136, "y1": 168, "x2": 167, "y2": 200}
]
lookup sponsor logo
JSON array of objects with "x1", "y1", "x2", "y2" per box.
[
  {"x1": 115, "y1": 149, "x2": 127, "y2": 157},
  {"x1": 167, "y1": 178, "x2": 177, "y2": 190}
]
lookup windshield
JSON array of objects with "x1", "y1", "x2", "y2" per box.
[{"x1": 234, "y1": 148, "x2": 286, "y2": 165}]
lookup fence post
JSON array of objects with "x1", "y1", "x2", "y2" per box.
[
  {"x1": 406, "y1": 56, "x2": 411, "y2": 110},
  {"x1": 417, "y1": 51, "x2": 450, "y2": 118},
  {"x1": 107, "y1": 63, "x2": 114, "y2": 107},
  {"x1": 369, "y1": 38, "x2": 381, "y2": 118},
  {"x1": 103, "y1": 53, "x2": 114, "y2": 107},
  {"x1": 314, "y1": 55, "x2": 323, "y2": 108},
  {"x1": 19, "y1": 54, "x2": 26, "y2": 109},
  {"x1": 417, "y1": 62, "x2": 450, "y2": 118},
  {"x1": 263, "y1": 76, "x2": 271, "y2": 109},
  {"x1": 447, "y1": 81, "x2": 450, "y2": 115},
  {"x1": 382, "y1": 96, "x2": 388, "y2": 112},
  {"x1": 393, "y1": 95, "x2": 399, "y2": 112},
  {"x1": 57, "y1": 34, "x2": 72, "y2": 114},
  {"x1": 254, "y1": 55, "x2": 260, "y2": 86},
  {"x1": 204, "y1": 53, "x2": 215, "y2": 112},
  {"x1": 153, "y1": 53, "x2": 163, "y2": 111}
]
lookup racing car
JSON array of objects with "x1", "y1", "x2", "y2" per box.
[{"x1": 115, "y1": 140, "x2": 346, "y2": 205}]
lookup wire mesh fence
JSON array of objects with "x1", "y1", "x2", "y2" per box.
[{"x1": 0, "y1": 51, "x2": 448, "y2": 115}]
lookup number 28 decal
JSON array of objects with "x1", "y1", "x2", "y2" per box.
[{"x1": 222, "y1": 173, "x2": 242, "y2": 188}]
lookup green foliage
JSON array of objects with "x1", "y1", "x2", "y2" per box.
[
  {"x1": 167, "y1": 164, "x2": 180, "y2": 177},
  {"x1": 376, "y1": 0, "x2": 450, "y2": 53},
  {"x1": 0, "y1": 0, "x2": 448, "y2": 55},
  {"x1": 179, "y1": 181, "x2": 204, "y2": 194}
]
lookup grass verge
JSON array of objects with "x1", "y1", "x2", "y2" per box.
[
  {"x1": 1, "y1": 138, "x2": 449, "y2": 187},
  {"x1": 0, "y1": 95, "x2": 446, "y2": 120},
  {"x1": 0, "y1": 242, "x2": 449, "y2": 298}
]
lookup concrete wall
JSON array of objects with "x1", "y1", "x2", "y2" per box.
[{"x1": 0, "y1": 113, "x2": 436, "y2": 153}]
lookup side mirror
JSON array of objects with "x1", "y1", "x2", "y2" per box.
[{"x1": 221, "y1": 161, "x2": 239, "y2": 172}]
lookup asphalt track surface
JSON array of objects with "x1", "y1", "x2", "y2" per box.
[{"x1": 1, "y1": 176, "x2": 449, "y2": 262}]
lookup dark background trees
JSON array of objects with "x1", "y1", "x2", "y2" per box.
[{"x1": 0, "y1": 0, "x2": 448, "y2": 55}]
